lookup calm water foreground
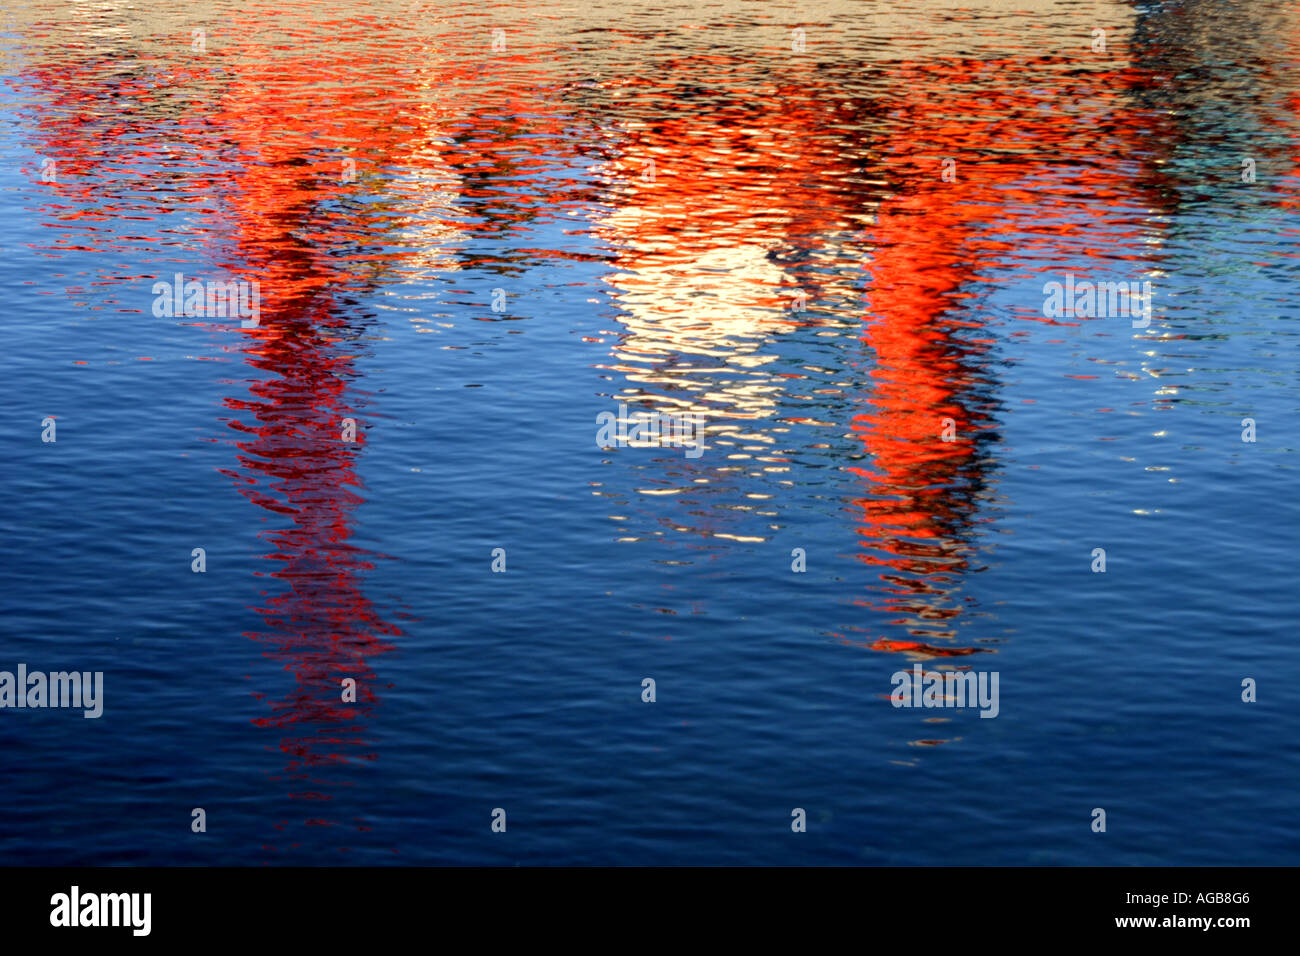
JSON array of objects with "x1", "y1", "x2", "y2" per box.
[{"x1": 1, "y1": 0, "x2": 1297, "y2": 865}]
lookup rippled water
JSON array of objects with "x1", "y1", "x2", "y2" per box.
[{"x1": 1, "y1": 0, "x2": 1297, "y2": 865}]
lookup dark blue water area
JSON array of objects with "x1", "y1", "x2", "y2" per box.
[{"x1": 3, "y1": 199, "x2": 1294, "y2": 864}]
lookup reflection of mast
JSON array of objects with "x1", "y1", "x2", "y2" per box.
[
  {"x1": 17, "y1": 20, "x2": 442, "y2": 841},
  {"x1": 212, "y1": 133, "x2": 398, "y2": 809},
  {"x1": 201, "y1": 48, "x2": 422, "y2": 837},
  {"x1": 18, "y1": 20, "x2": 602, "y2": 839},
  {"x1": 852, "y1": 167, "x2": 993, "y2": 654},
  {"x1": 200, "y1": 28, "x2": 589, "y2": 833},
  {"x1": 850, "y1": 56, "x2": 1162, "y2": 658},
  {"x1": 229, "y1": 299, "x2": 397, "y2": 795}
]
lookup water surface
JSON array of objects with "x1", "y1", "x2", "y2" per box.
[{"x1": 1, "y1": 0, "x2": 1297, "y2": 865}]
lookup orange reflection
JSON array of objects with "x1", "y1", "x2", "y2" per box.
[{"x1": 847, "y1": 56, "x2": 1170, "y2": 656}]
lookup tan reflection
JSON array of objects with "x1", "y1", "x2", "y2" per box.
[{"x1": 592, "y1": 81, "x2": 873, "y2": 441}]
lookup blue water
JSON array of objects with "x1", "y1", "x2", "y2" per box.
[{"x1": 1, "y1": 0, "x2": 1297, "y2": 865}]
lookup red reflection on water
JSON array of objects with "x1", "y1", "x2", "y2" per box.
[
  {"x1": 17, "y1": 39, "x2": 427, "y2": 844},
  {"x1": 15, "y1": 15, "x2": 619, "y2": 851},
  {"x1": 220, "y1": 304, "x2": 398, "y2": 790},
  {"x1": 849, "y1": 58, "x2": 1167, "y2": 656},
  {"x1": 201, "y1": 56, "x2": 425, "y2": 841},
  {"x1": 196, "y1": 31, "x2": 595, "y2": 837}
]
